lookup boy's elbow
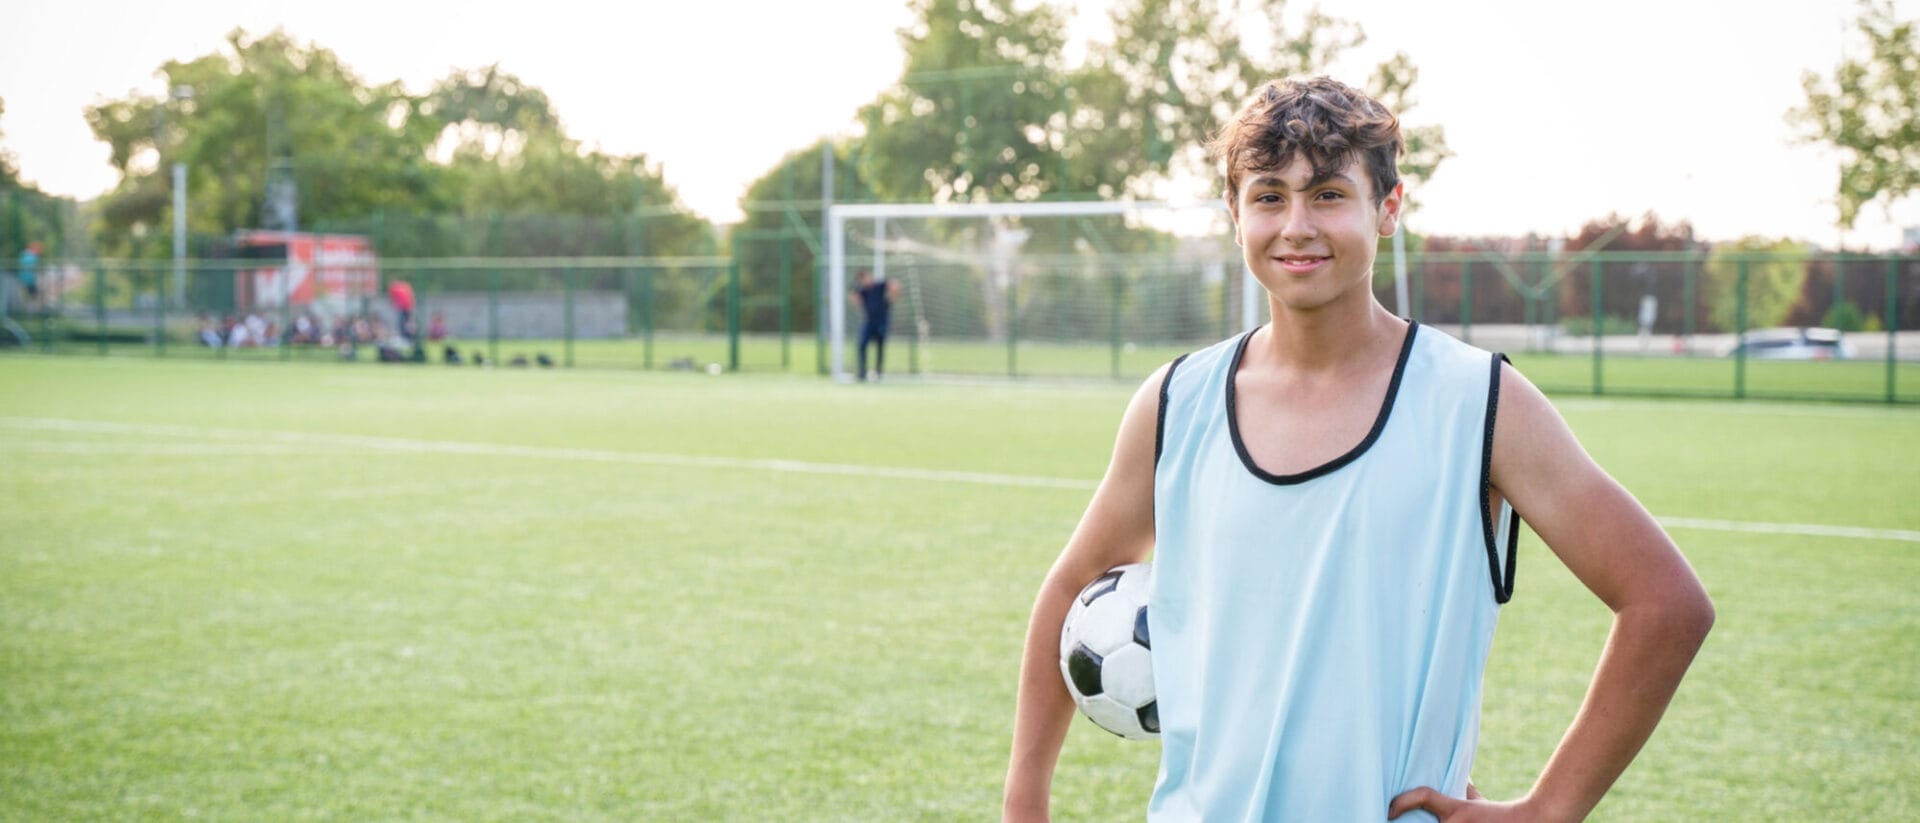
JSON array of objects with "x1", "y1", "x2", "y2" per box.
[
  {"x1": 1661, "y1": 582, "x2": 1715, "y2": 651},
  {"x1": 1686, "y1": 589, "x2": 1716, "y2": 644},
  {"x1": 1622, "y1": 572, "x2": 1714, "y2": 653}
]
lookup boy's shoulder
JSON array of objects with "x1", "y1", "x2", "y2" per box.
[{"x1": 1162, "y1": 330, "x2": 1253, "y2": 389}]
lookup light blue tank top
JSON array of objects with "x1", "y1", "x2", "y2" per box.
[{"x1": 1148, "y1": 321, "x2": 1518, "y2": 822}]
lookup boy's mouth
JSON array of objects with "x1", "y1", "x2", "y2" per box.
[{"x1": 1275, "y1": 254, "x2": 1329, "y2": 273}]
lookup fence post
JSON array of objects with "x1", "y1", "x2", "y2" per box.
[
  {"x1": 906, "y1": 264, "x2": 919, "y2": 375},
  {"x1": 1460, "y1": 258, "x2": 1473, "y2": 345},
  {"x1": 1110, "y1": 268, "x2": 1123, "y2": 380},
  {"x1": 818, "y1": 148, "x2": 833, "y2": 377},
  {"x1": 1734, "y1": 258, "x2": 1749, "y2": 399},
  {"x1": 1682, "y1": 256, "x2": 1696, "y2": 355},
  {"x1": 564, "y1": 266, "x2": 576, "y2": 369},
  {"x1": 1888, "y1": 257, "x2": 1899, "y2": 404},
  {"x1": 1007, "y1": 272, "x2": 1019, "y2": 378},
  {"x1": 488, "y1": 262, "x2": 500, "y2": 368},
  {"x1": 94, "y1": 264, "x2": 107, "y2": 356},
  {"x1": 728, "y1": 258, "x2": 741, "y2": 372},
  {"x1": 1414, "y1": 256, "x2": 1426, "y2": 322},
  {"x1": 41, "y1": 270, "x2": 53, "y2": 353},
  {"x1": 153, "y1": 265, "x2": 167, "y2": 358},
  {"x1": 1219, "y1": 266, "x2": 1231, "y2": 340},
  {"x1": 1590, "y1": 256, "x2": 1603, "y2": 396},
  {"x1": 488, "y1": 213, "x2": 502, "y2": 367},
  {"x1": 281, "y1": 264, "x2": 293, "y2": 361},
  {"x1": 642, "y1": 265, "x2": 655, "y2": 370},
  {"x1": 778, "y1": 233, "x2": 792, "y2": 370}
]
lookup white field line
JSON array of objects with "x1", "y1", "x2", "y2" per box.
[
  {"x1": 0, "y1": 442, "x2": 315, "y2": 457},
  {"x1": 5, "y1": 416, "x2": 1916, "y2": 544},
  {"x1": 1551, "y1": 397, "x2": 1920, "y2": 421},
  {"x1": 0, "y1": 417, "x2": 1095, "y2": 491},
  {"x1": 1655, "y1": 517, "x2": 1920, "y2": 544}
]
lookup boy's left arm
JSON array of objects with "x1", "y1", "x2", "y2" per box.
[{"x1": 1391, "y1": 363, "x2": 1715, "y2": 822}]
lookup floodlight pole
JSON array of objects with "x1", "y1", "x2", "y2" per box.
[
  {"x1": 172, "y1": 162, "x2": 187, "y2": 305},
  {"x1": 167, "y1": 84, "x2": 193, "y2": 308}
]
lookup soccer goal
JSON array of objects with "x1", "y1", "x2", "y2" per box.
[{"x1": 826, "y1": 200, "x2": 1261, "y2": 382}]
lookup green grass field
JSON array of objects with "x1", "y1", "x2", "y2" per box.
[{"x1": 2, "y1": 354, "x2": 1917, "y2": 820}]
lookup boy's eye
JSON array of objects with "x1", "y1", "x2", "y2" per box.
[{"x1": 1316, "y1": 190, "x2": 1343, "y2": 201}]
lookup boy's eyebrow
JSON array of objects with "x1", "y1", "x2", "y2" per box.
[{"x1": 1245, "y1": 171, "x2": 1359, "y2": 191}]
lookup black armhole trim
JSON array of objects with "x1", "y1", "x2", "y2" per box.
[
  {"x1": 1481, "y1": 352, "x2": 1519, "y2": 605},
  {"x1": 1226, "y1": 319, "x2": 1419, "y2": 485},
  {"x1": 1154, "y1": 354, "x2": 1192, "y2": 467}
]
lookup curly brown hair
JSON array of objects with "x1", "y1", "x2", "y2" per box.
[{"x1": 1211, "y1": 76, "x2": 1402, "y2": 208}]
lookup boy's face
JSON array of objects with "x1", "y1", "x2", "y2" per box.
[{"x1": 1231, "y1": 154, "x2": 1402, "y2": 314}]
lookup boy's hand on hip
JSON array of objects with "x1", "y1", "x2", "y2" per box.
[{"x1": 1389, "y1": 784, "x2": 1556, "y2": 822}]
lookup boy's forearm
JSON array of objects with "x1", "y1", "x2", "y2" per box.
[
  {"x1": 1004, "y1": 581, "x2": 1081, "y2": 817},
  {"x1": 1523, "y1": 594, "x2": 1714, "y2": 821}
]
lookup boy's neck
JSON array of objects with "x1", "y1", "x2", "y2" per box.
[{"x1": 1252, "y1": 293, "x2": 1406, "y2": 374}]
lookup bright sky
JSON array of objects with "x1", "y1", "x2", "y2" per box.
[{"x1": 3, "y1": 0, "x2": 1916, "y2": 248}]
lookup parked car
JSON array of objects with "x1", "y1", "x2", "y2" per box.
[{"x1": 1725, "y1": 327, "x2": 1856, "y2": 360}]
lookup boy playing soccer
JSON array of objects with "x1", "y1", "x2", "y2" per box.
[{"x1": 1003, "y1": 76, "x2": 1714, "y2": 821}]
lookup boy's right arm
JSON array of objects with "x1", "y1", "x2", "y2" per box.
[{"x1": 1003, "y1": 364, "x2": 1167, "y2": 822}]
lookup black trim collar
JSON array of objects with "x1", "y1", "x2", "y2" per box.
[{"x1": 1224, "y1": 319, "x2": 1419, "y2": 486}]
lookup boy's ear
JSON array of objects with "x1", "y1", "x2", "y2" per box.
[{"x1": 1376, "y1": 182, "x2": 1406, "y2": 238}]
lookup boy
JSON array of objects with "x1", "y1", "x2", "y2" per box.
[{"x1": 1003, "y1": 76, "x2": 1714, "y2": 822}]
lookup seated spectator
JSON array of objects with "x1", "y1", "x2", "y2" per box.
[
  {"x1": 291, "y1": 311, "x2": 318, "y2": 345},
  {"x1": 428, "y1": 312, "x2": 449, "y2": 342},
  {"x1": 197, "y1": 314, "x2": 223, "y2": 348}
]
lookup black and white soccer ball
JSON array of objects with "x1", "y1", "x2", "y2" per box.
[{"x1": 1059, "y1": 562, "x2": 1157, "y2": 740}]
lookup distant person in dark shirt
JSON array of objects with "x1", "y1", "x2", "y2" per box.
[{"x1": 850, "y1": 269, "x2": 901, "y2": 382}]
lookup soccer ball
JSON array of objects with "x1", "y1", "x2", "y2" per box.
[{"x1": 1059, "y1": 562, "x2": 1157, "y2": 740}]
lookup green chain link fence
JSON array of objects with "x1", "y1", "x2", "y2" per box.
[{"x1": 4, "y1": 249, "x2": 1916, "y2": 404}]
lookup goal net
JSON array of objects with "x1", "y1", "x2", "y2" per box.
[{"x1": 826, "y1": 200, "x2": 1259, "y2": 382}]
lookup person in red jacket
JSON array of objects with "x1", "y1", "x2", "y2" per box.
[{"x1": 388, "y1": 279, "x2": 416, "y2": 342}]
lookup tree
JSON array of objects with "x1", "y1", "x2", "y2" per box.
[
  {"x1": 856, "y1": 0, "x2": 1448, "y2": 206},
  {"x1": 1072, "y1": 0, "x2": 1449, "y2": 201},
  {"x1": 1703, "y1": 238, "x2": 1810, "y2": 332},
  {"x1": 84, "y1": 29, "x2": 442, "y2": 256},
  {"x1": 1558, "y1": 213, "x2": 1699, "y2": 334},
  {"x1": 1791, "y1": 0, "x2": 1920, "y2": 231},
  {"x1": 734, "y1": 139, "x2": 878, "y2": 333},
  {"x1": 83, "y1": 32, "x2": 713, "y2": 263},
  {"x1": 858, "y1": 0, "x2": 1072, "y2": 203}
]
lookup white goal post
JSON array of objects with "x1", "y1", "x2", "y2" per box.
[{"x1": 826, "y1": 199, "x2": 1265, "y2": 382}]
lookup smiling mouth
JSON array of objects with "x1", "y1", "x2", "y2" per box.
[{"x1": 1274, "y1": 255, "x2": 1329, "y2": 271}]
